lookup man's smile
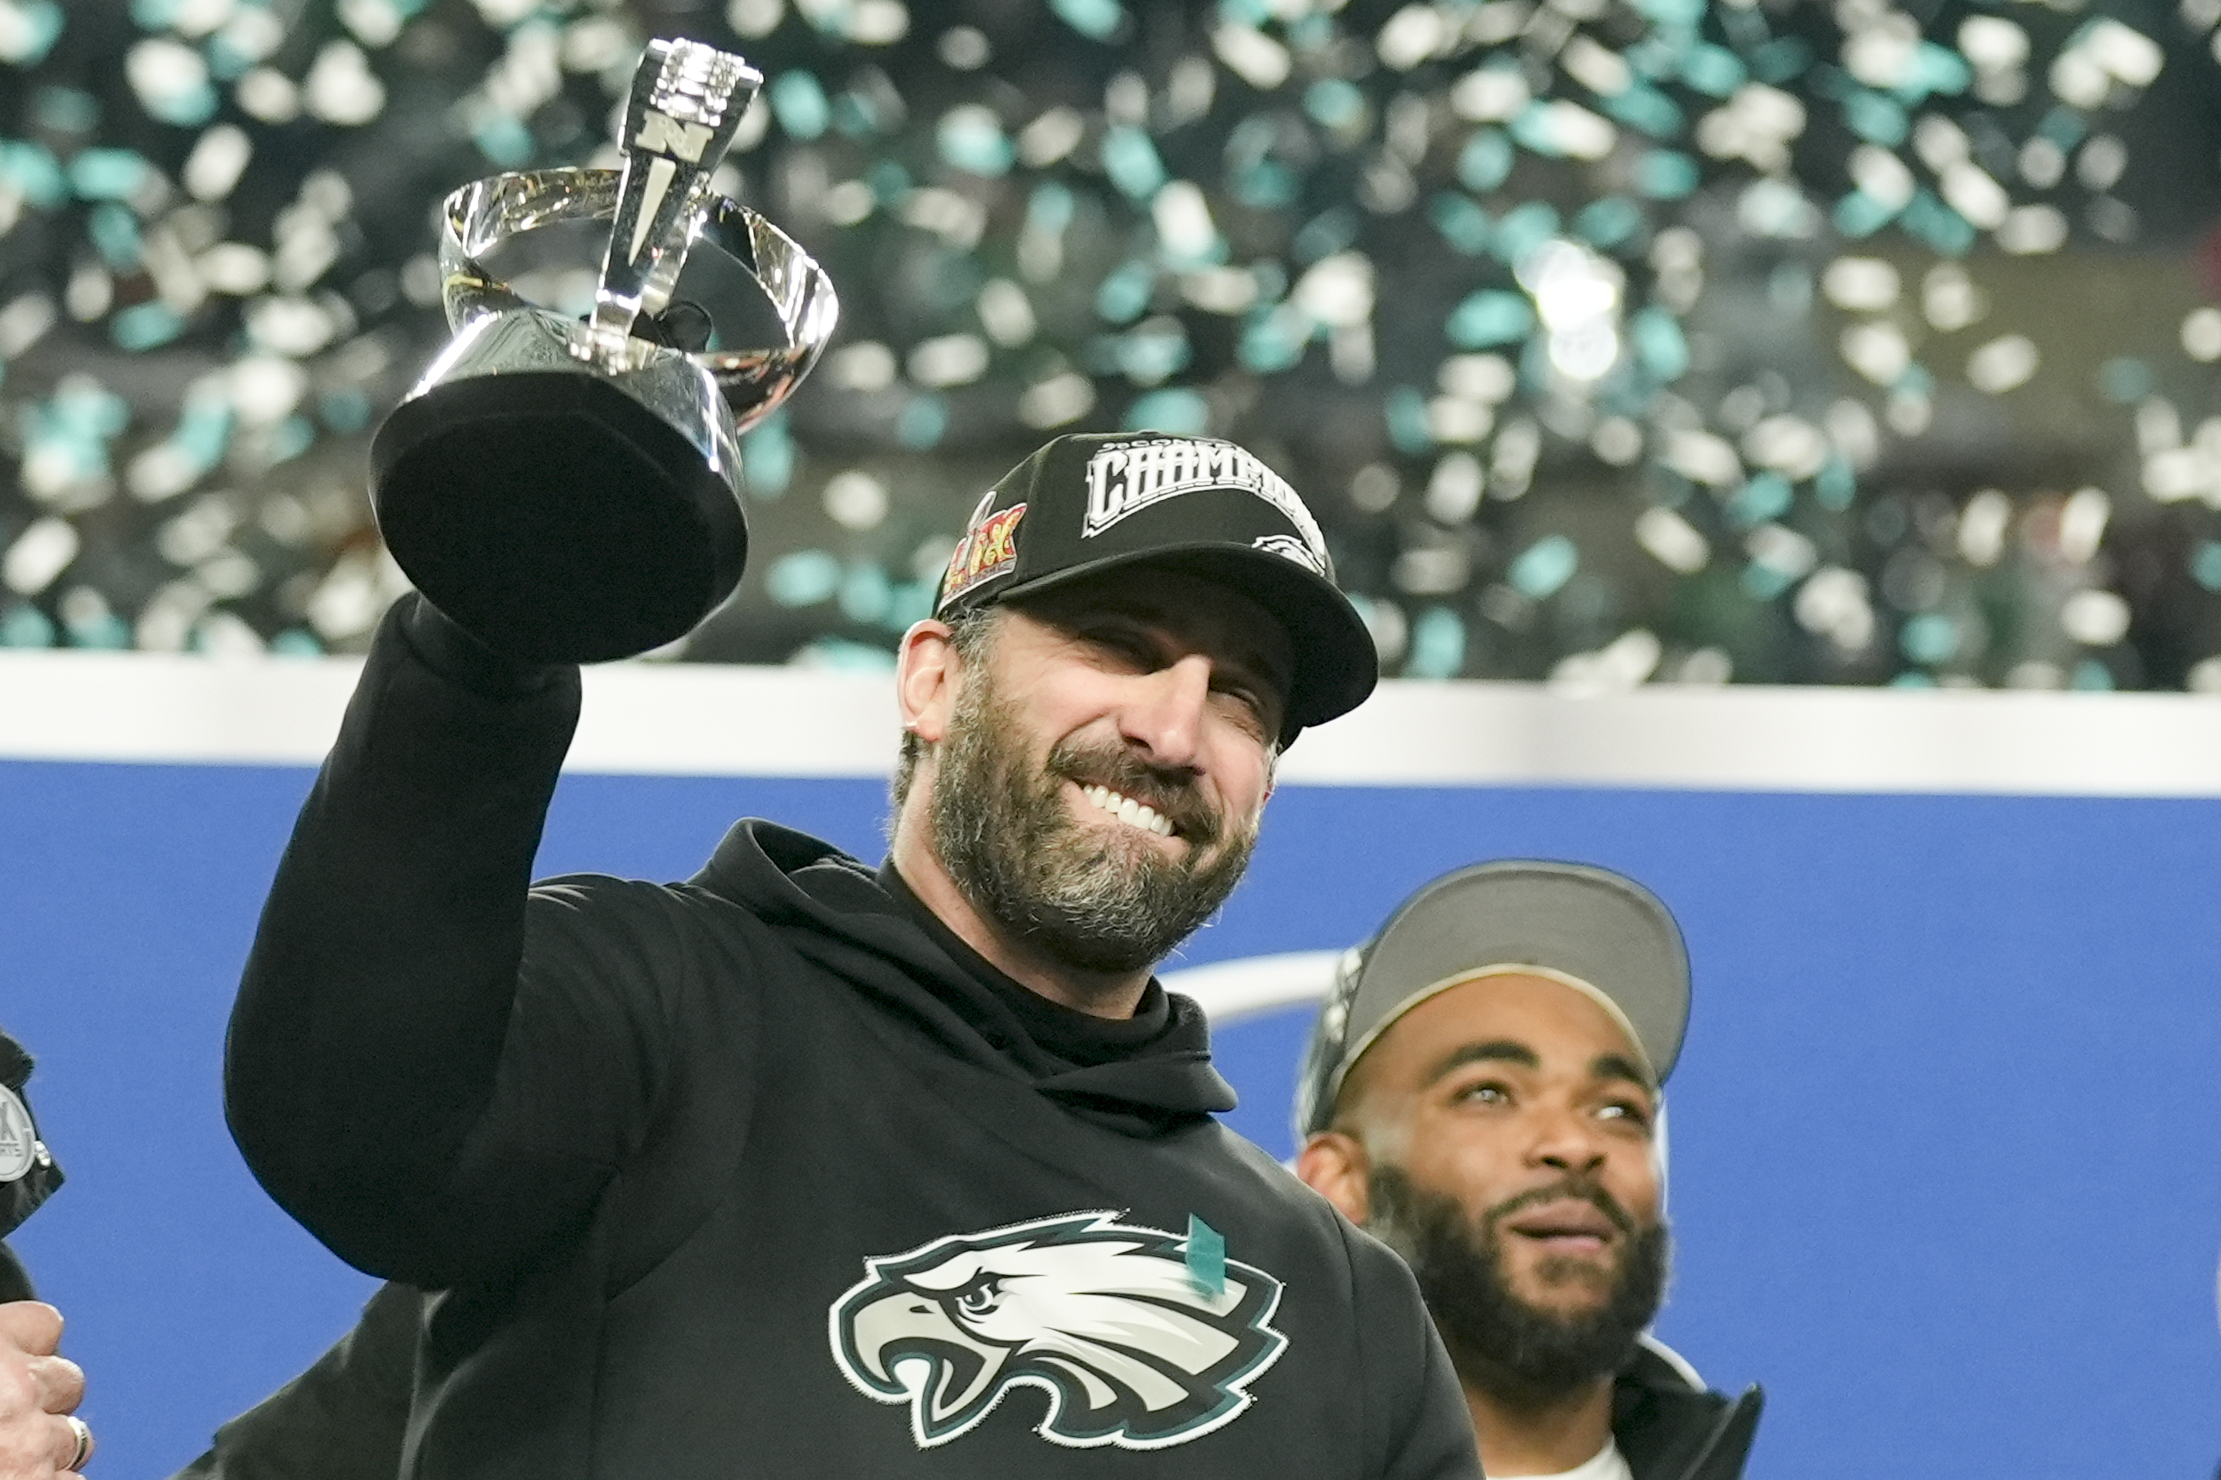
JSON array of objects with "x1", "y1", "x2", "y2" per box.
[{"x1": 1077, "y1": 782, "x2": 1179, "y2": 838}]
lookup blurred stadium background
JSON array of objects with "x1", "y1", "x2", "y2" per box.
[{"x1": 9, "y1": 0, "x2": 2221, "y2": 689}]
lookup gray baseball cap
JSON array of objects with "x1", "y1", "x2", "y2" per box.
[{"x1": 1295, "y1": 860, "x2": 1691, "y2": 1137}]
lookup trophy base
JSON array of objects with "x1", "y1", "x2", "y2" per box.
[{"x1": 371, "y1": 371, "x2": 748, "y2": 664}]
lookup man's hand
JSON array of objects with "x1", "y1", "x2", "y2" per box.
[{"x1": 0, "y1": 1304, "x2": 89, "y2": 1477}]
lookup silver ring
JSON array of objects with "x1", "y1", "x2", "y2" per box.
[
  {"x1": 435, "y1": 167, "x2": 839, "y2": 417},
  {"x1": 63, "y1": 1414, "x2": 91, "y2": 1472}
]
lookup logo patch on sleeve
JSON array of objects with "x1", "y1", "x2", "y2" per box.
[
  {"x1": 830, "y1": 1211, "x2": 1287, "y2": 1451},
  {"x1": 939, "y1": 502, "x2": 1027, "y2": 606},
  {"x1": 0, "y1": 1087, "x2": 39, "y2": 1183}
]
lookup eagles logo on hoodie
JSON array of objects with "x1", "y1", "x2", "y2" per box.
[{"x1": 830, "y1": 1211, "x2": 1288, "y2": 1452}]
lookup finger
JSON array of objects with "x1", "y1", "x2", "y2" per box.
[
  {"x1": 28, "y1": 1354, "x2": 83, "y2": 1416},
  {"x1": 53, "y1": 1413, "x2": 92, "y2": 1475},
  {"x1": 0, "y1": 1304, "x2": 61, "y2": 1359}
]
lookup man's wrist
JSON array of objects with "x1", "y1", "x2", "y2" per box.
[{"x1": 396, "y1": 593, "x2": 571, "y2": 699}]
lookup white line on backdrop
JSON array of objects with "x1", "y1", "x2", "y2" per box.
[{"x1": 6, "y1": 649, "x2": 2221, "y2": 795}]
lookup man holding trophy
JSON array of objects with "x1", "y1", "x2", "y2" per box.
[{"x1": 222, "y1": 37, "x2": 1480, "y2": 1480}]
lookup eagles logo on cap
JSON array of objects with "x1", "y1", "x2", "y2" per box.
[{"x1": 938, "y1": 502, "x2": 1026, "y2": 607}]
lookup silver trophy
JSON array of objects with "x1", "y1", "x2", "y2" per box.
[{"x1": 371, "y1": 38, "x2": 838, "y2": 663}]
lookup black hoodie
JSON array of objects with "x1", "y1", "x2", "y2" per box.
[{"x1": 224, "y1": 595, "x2": 1480, "y2": 1480}]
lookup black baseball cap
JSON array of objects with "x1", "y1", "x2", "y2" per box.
[
  {"x1": 1295, "y1": 861, "x2": 1691, "y2": 1138},
  {"x1": 935, "y1": 431, "x2": 1377, "y2": 744}
]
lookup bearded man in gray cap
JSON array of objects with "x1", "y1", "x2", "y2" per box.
[
  {"x1": 220, "y1": 432, "x2": 1478, "y2": 1480},
  {"x1": 1295, "y1": 862, "x2": 1761, "y2": 1480}
]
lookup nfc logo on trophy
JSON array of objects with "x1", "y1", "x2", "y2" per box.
[
  {"x1": 634, "y1": 109, "x2": 717, "y2": 163},
  {"x1": 941, "y1": 503, "x2": 1026, "y2": 605}
]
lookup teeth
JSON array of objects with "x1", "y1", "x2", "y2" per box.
[{"x1": 1081, "y1": 784, "x2": 1175, "y2": 836}]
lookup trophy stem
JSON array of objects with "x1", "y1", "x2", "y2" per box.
[{"x1": 588, "y1": 39, "x2": 762, "y2": 369}]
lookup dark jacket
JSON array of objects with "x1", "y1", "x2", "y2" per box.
[
  {"x1": 0, "y1": 1027, "x2": 63, "y2": 1304},
  {"x1": 221, "y1": 596, "x2": 1480, "y2": 1480},
  {"x1": 1616, "y1": 1339, "x2": 1763, "y2": 1480},
  {"x1": 172, "y1": 1282, "x2": 421, "y2": 1480}
]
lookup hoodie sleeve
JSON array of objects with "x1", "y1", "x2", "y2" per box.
[
  {"x1": 225, "y1": 596, "x2": 700, "y2": 1285},
  {"x1": 1346, "y1": 1227, "x2": 1486, "y2": 1480},
  {"x1": 167, "y1": 1282, "x2": 416, "y2": 1480}
]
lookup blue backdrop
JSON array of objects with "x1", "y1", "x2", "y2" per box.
[{"x1": 5, "y1": 758, "x2": 2219, "y2": 1476}]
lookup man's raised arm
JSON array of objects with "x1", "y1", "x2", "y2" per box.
[{"x1": 225, "y1": 594, "x2": 603, "y2": 1285}]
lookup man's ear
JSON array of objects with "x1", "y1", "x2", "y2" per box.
[
  {"x1": 897, "y1": 619, "x2": 962, "y2": 745},
  {"x1": 1295, "y1": 1131, "x2": 1371, "y2": 1225}
]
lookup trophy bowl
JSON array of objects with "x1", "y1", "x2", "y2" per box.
[{"x1": 370, "y1": 42, "x2": 838, "y2": 664}]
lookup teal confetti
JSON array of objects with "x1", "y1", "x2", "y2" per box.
[
  {"x1": 1841, "y1": 91, "x2": 1909, "y2": 147},
  {"x1": 1405, "y1": 606, "x2": 1465, "y2": 678},
  {"x1": 1634, "y1": 151, "x2": 1699, "y2": 199},
  {"x1": 0, "y1": 605, "x2": 57, "y2": 649},
  {"x1": 1679, "y1": 44, "x2": 1746, "y2": 98},
  {"x1": 2036, "y1": 107, "x2": 2087, "y2": 152},
  {"x1": 1050, "y1": 0, "x2": 1124, "y2": 41},
  {"x1": 937, "y1": 109, "x2": 1013, "y2": 177},
  {"x1": 1509, "y1": 536, "x2": 1578, "y2": 599},
  {"x1": 0, "y1": 141, "x2": 68, "y2": 210},
  {"x1": 88, "y1": 204, "x2": 143, "y2": 271},
  {"x1": 1899, "y1": 193, "x2": 1974, "y2": 256},
  {"x1": 2071, "y1": 660, "x2": 2115, "y2": 691},
  {"x1": 1726, "y1": 473, "x2": 1793, "y2": 528},
  {"x1": 1600, "y1": 83, "x2": 1683, "y2": 138},
  {"x1": 1427, "y1": 193, "x2": 1491, "y2": 254},
  {"x1": 742, "y1": 414, "x2": 796, "y2": 500},
  {"x1": 1384, "y1": 386, "x2": 1431, "y2": 454},
  {"x1": 1025, "y1": 180, "x2": 1075, "y2": 235},
  {"x1": 896, "y1": 394, "x2": 949, "y2": 449},
  {"x1": 267, "y1": 415, "x2": 315, "y2": 466},
  {"x1": 1447, "y1": 291, "x2": 1535, "y2": 350},
  {"x1": 832, "y1": 92, "x2": 879, "y2": 138},
  {"x1": 66, "y1": 611, "x2": 129, "y2": 649},
  {"x1": 1304, "y1": 78, "x2": 1365, "y2": 131},
  {"x1": 1100, "y1": 126, "x2": 1166, "y2": 199},
  {"x1": 1114, "y1": 322, "x2": 1190, "y2": 383},
  {"x1": 69, "y1": 149, "x2": 149, "y2": 200},
  {"x1": 474, "y1": 115, "x2": 534, "y2": 168},
  {"x1": 1751, "y1": 39, "x2": 1811, "y2": 85},
  {"x1": 1239, "y1": 305, "x2": 1308, "y2": 373},
  {"x1": 767, "y1": 550, "x2": 842, "y2": 607},
  {"x1": 1291, "y1": 207, "x2": 1358, "y2": 264},
  {"x1": 111, "y1": 301, "x2": 183, "y2": 351},
  {"x1": 1833, "y1": 190, "x2": 1894, "y2": 239},
  {"x1": 769, "y1": 72, "x2": 831, "y2": 140},
  {"x1": 1491, "y1": 202, "x2": 1560, "y2": 266},
  {"x1": 2195, "y1": 544, "x2": 2221, "y2": 592},
  {"x1": 1574, "y1": 197, "x2": 1641, "y2": 250},
  {"x1": 884, "y1": 579, "x2": 935, "y2": 631},
  {"x1": 1125, "y1": 387, "x2": 1208, "y2": 435},
  {"x1": 1456, "y1": 131, "x2": 1512, "y2": 193},
  {"x1": 1740, "y1": 562, "x2": 1795, "y2": 601},
  {"x1": 32, "y1": 87, "x2": 98, "y2": 134},
  {"x1": 2098, "y1": 358, "x2": 2153, "y2": 404},
  {"x1": 1185, "y1": 1215, "x2": 1225, "y2": 1297},
  {"x1": 1899, "y1": 612, "x2": 1958, "y2": 664},
  {"x1": 1814, "y1": 458, "x2": 1856, "y2": 512},
  {"x1": 1095, "y1": 260, "x2": 1154, "y2": 324},
  {"x1": 1899, "y1": 43, "x2": 1971, "y2": 102},
  {"x1": 839, "y1": 563, "x2": 892, "y2": 624}
]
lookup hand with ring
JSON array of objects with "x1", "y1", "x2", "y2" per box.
[{"x1": 0, "y1": 1303, "x2": 90, "y2": 1476}]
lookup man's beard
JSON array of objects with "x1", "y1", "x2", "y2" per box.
[
  {"x1": 928, "y1": 666, "x2": 1259, "y2": 975},
  {"x1": 1366, "y1": 1163, "x2": 1669, "y2": 1403}
]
